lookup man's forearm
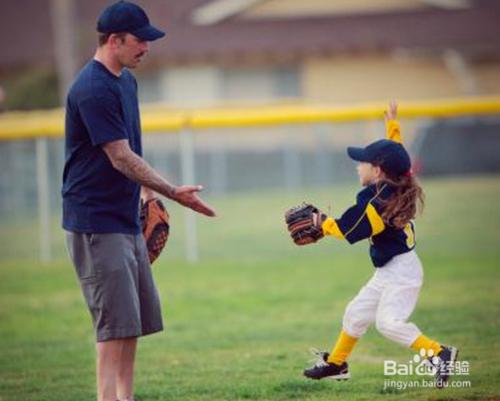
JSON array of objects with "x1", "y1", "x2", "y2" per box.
[{"x1": 113, "y1": 150, "x2": 176, "y2": 199}]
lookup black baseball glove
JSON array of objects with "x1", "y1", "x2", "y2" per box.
[{"x1": 284, "y1": 203, "x2": 327, "y2": 246}]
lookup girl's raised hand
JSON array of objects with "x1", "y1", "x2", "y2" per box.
[{"x1": 384, "y1": 101, "x2": 398, "y2": 122}]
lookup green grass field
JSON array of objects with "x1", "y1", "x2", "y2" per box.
[{"x1": 1, "y1": 175, "x2": 500, "y2": 401}]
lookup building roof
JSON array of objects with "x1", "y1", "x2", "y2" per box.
[{"x1": 1, "y1": 0, "x2": 499, "y2": 70}]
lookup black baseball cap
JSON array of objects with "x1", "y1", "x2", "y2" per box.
[
  {"x1": 347, "y1": 139, "x2": 411, "y2": 177},
  {"x1": 97, "y1": 1, "x2": 165, "y2": 41}
]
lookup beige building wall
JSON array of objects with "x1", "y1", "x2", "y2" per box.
[
  {"x1": 159, "y1": 65, "x2": 221, "y2": 107},
  {"x1": 302, "y1": 54, "x2": 468, "y2": 103},
  {"x1": 243, "y1": 0, "x2": 425, "y2": 19},
  {"x1": 473, "y1": 63, "x2": 500, "y2": 94}
]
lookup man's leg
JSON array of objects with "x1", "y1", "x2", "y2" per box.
[
  {"x1": 116, "y1": 337, "x2": 138, "y2": 401},
  {"x1": 96, "y1": 340, "x2": 122, "y2": 401},
  {"x1": 66, "y1": 233, "x2": 154, "y2": 401}
]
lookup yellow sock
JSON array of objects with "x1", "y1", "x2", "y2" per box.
[
  {"x1": 327, "y1": 330, "x2": 358, "y2": 365},
  {"x1": 410, "y1": 334, "x2": 442, "y2": 356}
]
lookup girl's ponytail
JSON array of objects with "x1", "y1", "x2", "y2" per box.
[{"x1": 377, "y1": 172, "x2": 425, "y2": 229}]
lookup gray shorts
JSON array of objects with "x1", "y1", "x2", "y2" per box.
[{"x1": 65, "y1": 232, "x2": 163, "y2": 342}]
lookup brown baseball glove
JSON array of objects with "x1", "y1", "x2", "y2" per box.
[
  {"x1": 285, "y1": 203, "x2": 326, "y2": 246},
  {"x1": 140, "y1": 198, "x2": 170, "y2": 264}
]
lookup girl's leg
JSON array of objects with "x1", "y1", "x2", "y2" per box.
[
  {"x1": 374, "y1": 252, "x2": 441, "y2": 355},
  {"x1": 327, "y1": 275, "x2": 383, "y2": 365}
]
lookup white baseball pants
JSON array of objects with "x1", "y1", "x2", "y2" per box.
[{"x1": 342, "y1": 250, "x2": 424, "y2": 347}]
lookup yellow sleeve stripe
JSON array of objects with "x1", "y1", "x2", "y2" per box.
[
  {"x1": 386, "y1": 120, "x2": 403, "y2": 144},
  {"x1": 327, "y1": 184, "x2": 387, "y2": 241},
  {"x1": 322, "y1": 217, "x2": 345, "y2": 239},
  {"x1": 366, "y1": 203, "x2": 385, "y2": 235}
]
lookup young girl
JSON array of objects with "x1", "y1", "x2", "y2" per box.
[{"x1": 303, "y1": 102, "x2": 458, "y2": 387}]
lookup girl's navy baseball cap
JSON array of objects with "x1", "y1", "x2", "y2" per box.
[
  {"x1": 347, "y1": 139, "x2": 411, "y2": 176},
  {"x1": 97, "y1": 0, "x2": 165, "y2": 41}
]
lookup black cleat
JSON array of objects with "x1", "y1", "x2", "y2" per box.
[
  {"x1": 303, "y1": 350, "x2": 350, "y2": 381},
  {"x1": 430, "y1": 345, "x2": 459, "y2": 388}
]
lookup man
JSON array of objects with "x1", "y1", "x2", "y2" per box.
[{"x1": 62, "y1": 2, "x2": 216, "y2": 401}]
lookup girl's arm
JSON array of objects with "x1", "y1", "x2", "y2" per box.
[
  {"x1": 320, "y1": 188, "x2": 387, "y2": 243},
  {"x1": 385, "y1": 101, "x2": 403, "y2": 144},
  {"x1": 322, "y1": 217, "x2": 345, "y2": 239},
  {"x1": 322, "y1": 204, "x2": 385, "y2": 242}
]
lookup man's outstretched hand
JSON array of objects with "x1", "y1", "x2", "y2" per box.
[{"x1": 171, "y1": 185, "x2": 216, "y2": 217}]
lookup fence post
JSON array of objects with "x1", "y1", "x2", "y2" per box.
[
  {"x1": 36, "y1": 137, "x2": 51, "y2": 263},
  {"x1": 210, "y1": 147, "x2": 227, "y2": 195},
  {"x1": 314, "y1": 124, "x2": 332, "y2": 185},
  {"x1": 179, "y1": 128, "x2": 198, "y2": 263},
  {"x1": 283, "y1": 129, "x2": 301, "y2": 191}
]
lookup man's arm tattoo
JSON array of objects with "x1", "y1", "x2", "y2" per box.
[{"x1": 114, "y1": 150, "x2": 176, "y2": 199}]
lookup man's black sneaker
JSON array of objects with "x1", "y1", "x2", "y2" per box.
[
  {"x1": 431, "y1": 345, "x2": 459, "y2": 388},
  {"x1": 303, "y1": 350, "x2": 350, "y2": 380}
]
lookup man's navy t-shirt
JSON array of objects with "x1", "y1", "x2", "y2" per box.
[{"x1": 62, "y1": 60, "x2": 142, "y2": 234}]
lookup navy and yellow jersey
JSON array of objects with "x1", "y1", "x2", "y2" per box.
[
  {"x1": 322, "y1": 184, "x2": 416, "y2": 267},
  {"x1": 321, "y1": 118, "x2": 416, "y2": 267},
  {"x1": 386, "y1": 119, "x2": 402, "y2": 144}
]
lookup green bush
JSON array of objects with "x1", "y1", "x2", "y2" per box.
[{"x1": 2, "y1": 67, "x2": 60, "y2": 110}]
